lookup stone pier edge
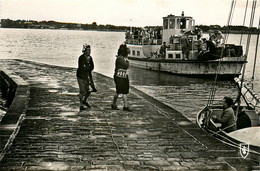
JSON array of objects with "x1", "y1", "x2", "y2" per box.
[{"x1": 0, "y1": 68, "x2": 30, "y2": 161}]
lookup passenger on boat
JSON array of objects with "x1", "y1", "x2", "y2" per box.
[
  {"x1": 194, "y1": 27, "x2": 202, "y2": 40},
  {"x1": 160, "y1": 41, "x2": 168, "y2": 58},
  {"x1": 197, "y1": 39, "x2": 220, "y2": 61},
  {"x1": 134, "y1": 29, "x2": 139, "y2": 39},
  {"x1": 197, "y1": 38, "x2": 207, "y2": 53},
  {"x1": 196, "y1": 38, "x2": 207, "y2": 59},
  {"x1": 210, "y1": 30, "x2": 223, "y2": 46},
  {"x1": 125, "y1": 30, "x2": 131, "y2": 39},
  {"x1": 157, "y1": 28, "x2": 162, "y2": 39},
  {"x1": 212, "y1": 96, "x2": 236, "y2": 133},
  {"x1": 181, "y1": 34, "x2": 190, "y2": 60}
]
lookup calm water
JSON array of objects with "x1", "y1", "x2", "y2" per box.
[{"x1": 0, "y1": 28, "x2": 259, "y2": 122}]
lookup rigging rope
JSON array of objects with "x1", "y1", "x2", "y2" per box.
[
  {"x1": 240, "y1": 0, "x2": 257, "y2": 85},
  {"x1": 236, "y1": 0, "x2": 258, "y2": 115},
  {"x1": 252, "y1": 16, "x2": 260, "y2": 81},
  {"x1": 226, "y1": 0, "x2": 237, "y2": 42},
  {"x1": 239, "y1": 0, "x2": 249, "y2": 45},
  {"x1": 207, "y1": 0, "x2": 237, "y2": 108}
]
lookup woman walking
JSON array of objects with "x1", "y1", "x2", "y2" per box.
[
  {"x1": 76, "y1": 44, "x2": 95, "y2": 111},
  {"x1": 111, "y1": 44, "x2": 132, "y2": 111}
]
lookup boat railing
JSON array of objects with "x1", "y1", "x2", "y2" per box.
[{"x1": 125, "y1": 38, "x2": 162, "y2": 45}]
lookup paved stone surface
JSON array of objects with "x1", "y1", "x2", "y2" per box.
[{"x1": 0, "y1": 59, "x2": 259, "y2": 170}]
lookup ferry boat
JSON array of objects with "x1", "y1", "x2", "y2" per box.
[{"x1": 125, "y1": 12, "x2": 246, "y2": 79}]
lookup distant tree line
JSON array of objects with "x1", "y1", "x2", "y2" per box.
[
  {"x1": 1, "y1": 19, "x2": 259, "y2": 34},
  {"x1": 196, "y1": 24, "x2": 259, "y2": 34},
  {"x1": 0, "y1": 19, "x2": 133, "y2": 31}
]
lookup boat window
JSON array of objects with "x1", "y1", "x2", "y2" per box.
[
  {"x1": 186, "y1": 19, "x2": 190, "y2": 29},
  {"x1": 177, "y1": 19, "x2": 180, "y2": 29},
  {"x1": 163, "y1": 19, "x2": 168, "y2": 29},
  {"x1": 132, "y1": 50, "x2": 135, "y2": 56},
  {"x1": 137, "y1": 51, "x2": 140, "y2": 56},
  {"x1": 180, "y1": 18, "x2": 186, "y2": 29},
  {"x1": 176, "y1": 54, "x2": 181, "y2": 59},
  {"x1": 169, "y1": 19, "x2": 175, "y2": 29},
  {"x1": 168, "y1": 54, "x2": 173, "y2": 58}
]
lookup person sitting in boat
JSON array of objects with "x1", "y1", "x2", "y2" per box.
[
  {"x1": 160, "y1": 41, "x2": 168, "y2": 58},
  {"x1": 181, "y1": 34, "x2": 190, "y2": 60},
  {"x1": 210, "y1": 30, "x2": 223, "y2": 46},
  {"x1": 197, "y1": 38, "x2": 207, "y2": 53},
  {"x1": 197, "y1": 39, "x2": 220, "y2": 61},
  {"x1": 194, "y1": 27, "x2": 202, "y2": 40},
  {"x1": 212, "y1": 96, "x2": 236, "y2": 133},
  {"x1": 196, "y1": 38, "x2": 207, "y2": 59}
]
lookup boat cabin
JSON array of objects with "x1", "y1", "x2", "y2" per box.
[
  {"x1": 162, "y1": 12, "x2": 195, "y2": 44},
  {"x1": 126, "y1": 12, "x2": 243, "y2": 61}
]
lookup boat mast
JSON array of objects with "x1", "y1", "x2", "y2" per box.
[
  {"x1": 252, "y1": 16, "x2": 260, "y2": 81},
  {"x1": 236, "y1": 0, "x2": 258, "y2": 114}
]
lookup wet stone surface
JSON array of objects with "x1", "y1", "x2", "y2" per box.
[{"x1": 0, "y1": 59, "x2": 259, "y2": 170}]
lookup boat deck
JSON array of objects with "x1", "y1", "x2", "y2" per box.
[{"x1": 228, "y1": 126, "x2": 260, "y2": 147}]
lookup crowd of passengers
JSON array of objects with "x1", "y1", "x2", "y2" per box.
[
  {"x1": 158, "y1": 29, "x2": 225, "y2": 60},
  {"x1": 124, "y1": 27, "x2": 238, "y2": 61},
  {"x1": 125, "y1": 28, "x2": 162, "y2": 44}
]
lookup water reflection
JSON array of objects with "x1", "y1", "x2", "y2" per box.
[
  {"x1": 128, "y1": 65, "x2": 214, "y2": 86},
  {"x1": 127, "y1": 65, "x2": 238, "y2": 123}
]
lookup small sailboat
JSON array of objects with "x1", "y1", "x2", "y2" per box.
[
  {"x1": 197, "y1": 0, "x2": 260, "y2": 162},
  {"x1": 197, "y1": 87, "x2": 260, "y2": 161}
]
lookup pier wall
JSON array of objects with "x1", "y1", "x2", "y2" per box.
[
  {"x1": 0, "y1": 69, "x2": 29, "y2": 160},
  {"x1": 0, "y1": 70, "x2": 29, "y2": 124}
]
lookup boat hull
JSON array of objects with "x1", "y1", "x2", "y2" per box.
[{"x1": 128, "y1": 56, "x2": 245, "y2": 79}]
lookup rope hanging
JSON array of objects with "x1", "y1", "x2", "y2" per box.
[
  {"x1": 240, "y1": 0, "x2": 257, "y2": 84},
  {"x1": 239, "y1": 0, "x2": 249, "y2": 45},
  {"x1": 206, "y1": 0, "x2": 237, "y2": 107},
  {"x1": 236, "y1": 0, "x2": 257, "y2": 114},
  {"x1": 207, "y1": 0, "x2": 258, "y2": 109}
]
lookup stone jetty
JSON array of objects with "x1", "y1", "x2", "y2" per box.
[{"x1": 0, "y1": 59, "x2": 259, "y2": 170}]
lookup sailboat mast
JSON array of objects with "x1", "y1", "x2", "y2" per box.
[
  {"x1": 252, "y1": 16, "x2": 260, "y2": 81},
  {"x1": 236, "y1": 0, "x2": 258, "y2": 115}
]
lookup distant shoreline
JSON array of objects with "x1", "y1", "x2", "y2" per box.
[
  {"x1": 1, "y1": 27, "x2": 259, "y2": 35},
  {"x1": 0, "y1": 27, "x2": 125, "y2": 32},
  {"x1": 1, "y1": 18, "x2": 259, "y2": 34}
]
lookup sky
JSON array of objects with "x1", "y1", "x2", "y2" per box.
[{"x1": 0, "y1": 0, "x2": 259, "y2": 27}]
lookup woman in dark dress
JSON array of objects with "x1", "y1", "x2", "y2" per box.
[{"x1": 111, "y1": 44, "x2": 132, "y2": 111}]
